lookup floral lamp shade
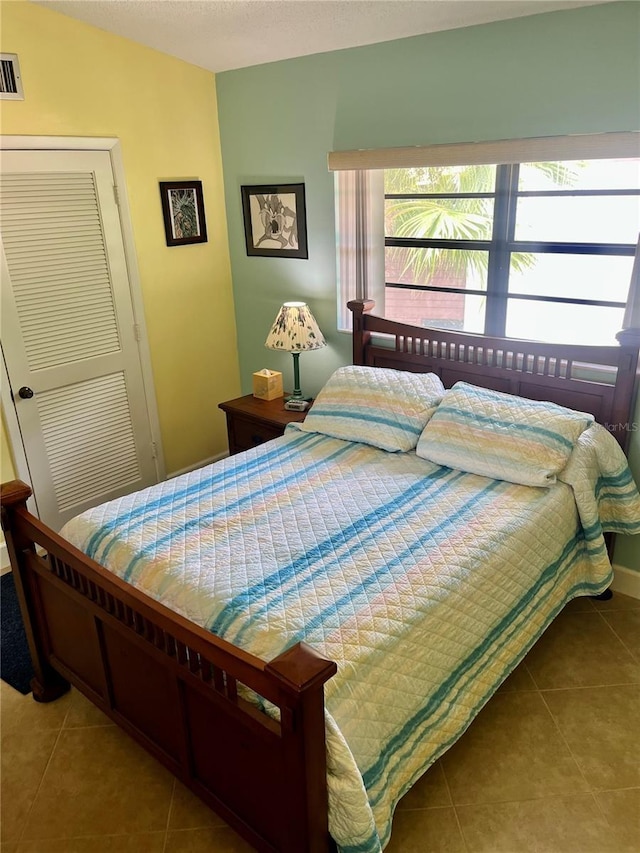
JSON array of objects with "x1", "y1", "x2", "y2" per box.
[
  {"x1": 264, "y1": 302, "x2": 326, "y2": 401},
  {"x1": 264, "y1": 302, "x2": 326, "y2": 352}
]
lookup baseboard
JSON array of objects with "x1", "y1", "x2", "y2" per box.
[
  {"x1": 611, "y1": 564, "x2": 640, "y2": 600},
  {"x1": 167, "y1": 451, "x2": 228, "y2": 480}
]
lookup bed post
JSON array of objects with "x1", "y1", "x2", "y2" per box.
[
  {"x1": 348, "y1": 299, "x2": 375, "y2": 365},
  {"x1": 596, "y1": 247, "x2": 639, "y2": 599},
  {"x1": 616, "y1": 239, "x2": 640, "y2": 351},
  {"x1": 615, "y1": 237, "x2": 640, "y2": 450},
  {"x1": 1, "y1": 481, "x2": 70, "y2": 702},
  {"x1": 266, "y1": 642, "x2": 337, "y2": 852}
]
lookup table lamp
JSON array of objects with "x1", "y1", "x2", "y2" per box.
[{"x1": 265, "y1": 301, "x2": 326, "y2": 405}]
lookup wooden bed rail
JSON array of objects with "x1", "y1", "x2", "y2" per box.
[{"x1": 1, "y1": 480, "x2": 337, "y2": 853}]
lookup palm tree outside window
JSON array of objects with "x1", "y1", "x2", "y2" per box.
[{"x1": 383, "y1": 158, "x2": 639, "y2": 346}]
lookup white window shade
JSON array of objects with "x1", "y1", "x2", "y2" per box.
[{"x1": 328, "y1": 131, "x2": 640, "y2": 172}]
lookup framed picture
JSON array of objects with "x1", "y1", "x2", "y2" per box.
[
  {"x1": 241, "y1": 183, "x2": 308, "y2": 259},
  {"x1": 159, "y1": 180, "x2": 208, "y2": 247}
]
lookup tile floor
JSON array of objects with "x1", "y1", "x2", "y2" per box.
[{"x1": 1, "y1": 593, "x2": 638, "y2": 852}]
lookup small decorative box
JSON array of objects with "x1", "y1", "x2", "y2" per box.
[{"x1": 252, "y1": 369, "x2": 283, "y2": 401}]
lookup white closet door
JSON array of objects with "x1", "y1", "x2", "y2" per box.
[{"x1": 1, "y1": 149, "x2": 159, "y2": 530}]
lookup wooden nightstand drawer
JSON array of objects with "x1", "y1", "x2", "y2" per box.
[
  {"x1": 218, "y1": 394, "x2": 310, "y2": 456},
  {"x1": 232, "y1": 416, "x2": 283, "y2": 452}
]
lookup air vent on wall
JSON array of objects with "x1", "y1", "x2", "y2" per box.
[{"x1": 0, "y1": 54, "x2": 24, "y2": 100}]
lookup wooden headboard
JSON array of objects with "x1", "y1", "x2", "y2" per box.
[{"x1": 348, "y1": 300, "x2": 639, "y2": 451}]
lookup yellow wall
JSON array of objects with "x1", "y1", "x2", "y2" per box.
[
  {"x1": 0, "y1": 0, "x2": 241, "y2": 474},
  {"x1": 1, "y1": 413, "x2": 16, "y2": 566},
  {"x1": 1, "y1": 412, "x2": 15, "y2": 481}
]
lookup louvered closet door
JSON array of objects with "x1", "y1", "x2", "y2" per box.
[{"x1": 1, "y1": 149, "x2": 158, "y2": 530}]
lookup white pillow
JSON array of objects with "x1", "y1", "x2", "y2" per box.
[
  {"x1": 294, "y1": 365, "x2": 445, "y2": 452},
  {"x1": 416, "y1": 381, "x2": 594, "y2": 486}
]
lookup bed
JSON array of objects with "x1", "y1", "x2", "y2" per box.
[{"x1": 2, "y1": 298, "x2": 640, "y2": 853}]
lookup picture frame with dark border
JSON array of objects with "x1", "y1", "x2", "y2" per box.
[
  {"x1": 241, "y1": 183, "x2": 308, "y2": 258},
  {"x1": 159, "y1": 180, "x2": 208, "y2": 247}
]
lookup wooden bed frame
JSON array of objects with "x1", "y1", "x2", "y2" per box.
[{"x1": 2, "y1": 299, "x2": 639, "y2": 853}]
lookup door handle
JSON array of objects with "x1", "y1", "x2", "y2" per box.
[{"x1": 18, "y1": 386, "x2": 34, "y2": 399}]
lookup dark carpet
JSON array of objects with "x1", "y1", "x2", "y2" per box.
[{"x1": 1, "y1": 572, "x2": 34, "y2": 694}]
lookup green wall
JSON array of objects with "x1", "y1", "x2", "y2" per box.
[{"x1": 216, "y1": 1, "x2": 640, "y2": 572}]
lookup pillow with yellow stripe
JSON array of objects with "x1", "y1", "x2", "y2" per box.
[
  {"x1": 295, "y1": 365, "x2": 445, "y2": 452},
  {"x1": 416, "y1": 382, "x2": 594, "y2": 487}
]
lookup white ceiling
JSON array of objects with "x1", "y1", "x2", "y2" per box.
[{"x1": 35, "y1": 0, "x2": 608, "y2": 73}]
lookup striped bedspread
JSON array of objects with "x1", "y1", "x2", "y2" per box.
[{"x1": 62, "y1": 424, "x2": 640, "y2": 852}]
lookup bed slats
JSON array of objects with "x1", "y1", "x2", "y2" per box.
[
  {"x1": 393, "y1": 332, "x2": 584, "y2": 379},
  {"x1": 46, "y1": 550, "x2": 273, "y2": 710}
]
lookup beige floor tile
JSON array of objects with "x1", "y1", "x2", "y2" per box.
[
  {"x1": 524, "y1": 611, "x2": 639, "y2": 689},
  {"x1": 563, "y1": 595, "x2": 596, "y2": 613},
  {"x1": 0, "y1": 727, "x2": 60, "y2": 843},
  {"x1": 62, "y1": 689, "x2": 114, "y2": 728},
  {"x1": 21, "y1": 726, "x2": 174, "y2": 840},
  {"x1": 168, "y1": 781, "x2": 226, "y2": 830},
  {"x1": 595, "y1": 787, "x2": 640, "y2": 852},
  {"x1": 601, "y1": 609, "x2": 640, "y2": 658},
  {"x1": 385, "y1": 806, "x2": 466, "y2": 852},
  {"x1": 442, "y1": 691, "x2": 587, "y2": 806},
  {"x1": 3, "y1": 593, "x2": 639, "y2": 853},
  {"x1": 496, "y1": 660, "x2": 537, "y2": 692},
  {"x1": 16, "y1": 833, "x2": 166, "y2": 852},
  {"x1": 543, "y1": 684, "x2": 640, "y2": 791},
  {"x1": 456, "y1": 793, "x2": 617, "y2": 852},
  {"x1": 1, "y1": 681, "x2": 72, "y2": 736},
  {"x1": 396, "y1": 759, "x2": 451, "y2": 810},
  {"x1": 164, "y1": 827, "x2": 254, "y2": 852},
  {"x1": 591, "y1": 592, "x2": 640, "y2": 612}
]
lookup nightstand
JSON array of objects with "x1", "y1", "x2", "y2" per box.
[{"x1": 218, "y1": 394, "x2": 310, "y2": 455}]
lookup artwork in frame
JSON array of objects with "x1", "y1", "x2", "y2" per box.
[
  {"x1": 241, "y1": 183, "x2": 308, "y2": 259},
  {"x1": 159, "y1": 180, "x2": 208, "y2": 247}
]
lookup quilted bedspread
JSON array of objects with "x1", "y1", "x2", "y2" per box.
[{"x1": 62, "y1": 423, "x2": 640, "y2": 852}]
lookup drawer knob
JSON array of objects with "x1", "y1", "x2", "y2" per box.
[{"x1": 251, "y1": 434, "x2": 264, "y2": 445}]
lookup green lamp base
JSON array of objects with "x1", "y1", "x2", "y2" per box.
[{"x1": 287, "y1": 352, "x2": 312, "y2": 403}]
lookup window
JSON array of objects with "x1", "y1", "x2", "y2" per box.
[
  {"x1": 384, "y1": 159, "x2": 639, "y2": 345},
  {"x1": 331, "y1": 133, "x2": 640, "y2": 345}
]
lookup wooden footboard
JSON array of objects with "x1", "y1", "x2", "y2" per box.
[{"x1": 1, "y1": 481, "x2": 337, "y2": 853}]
